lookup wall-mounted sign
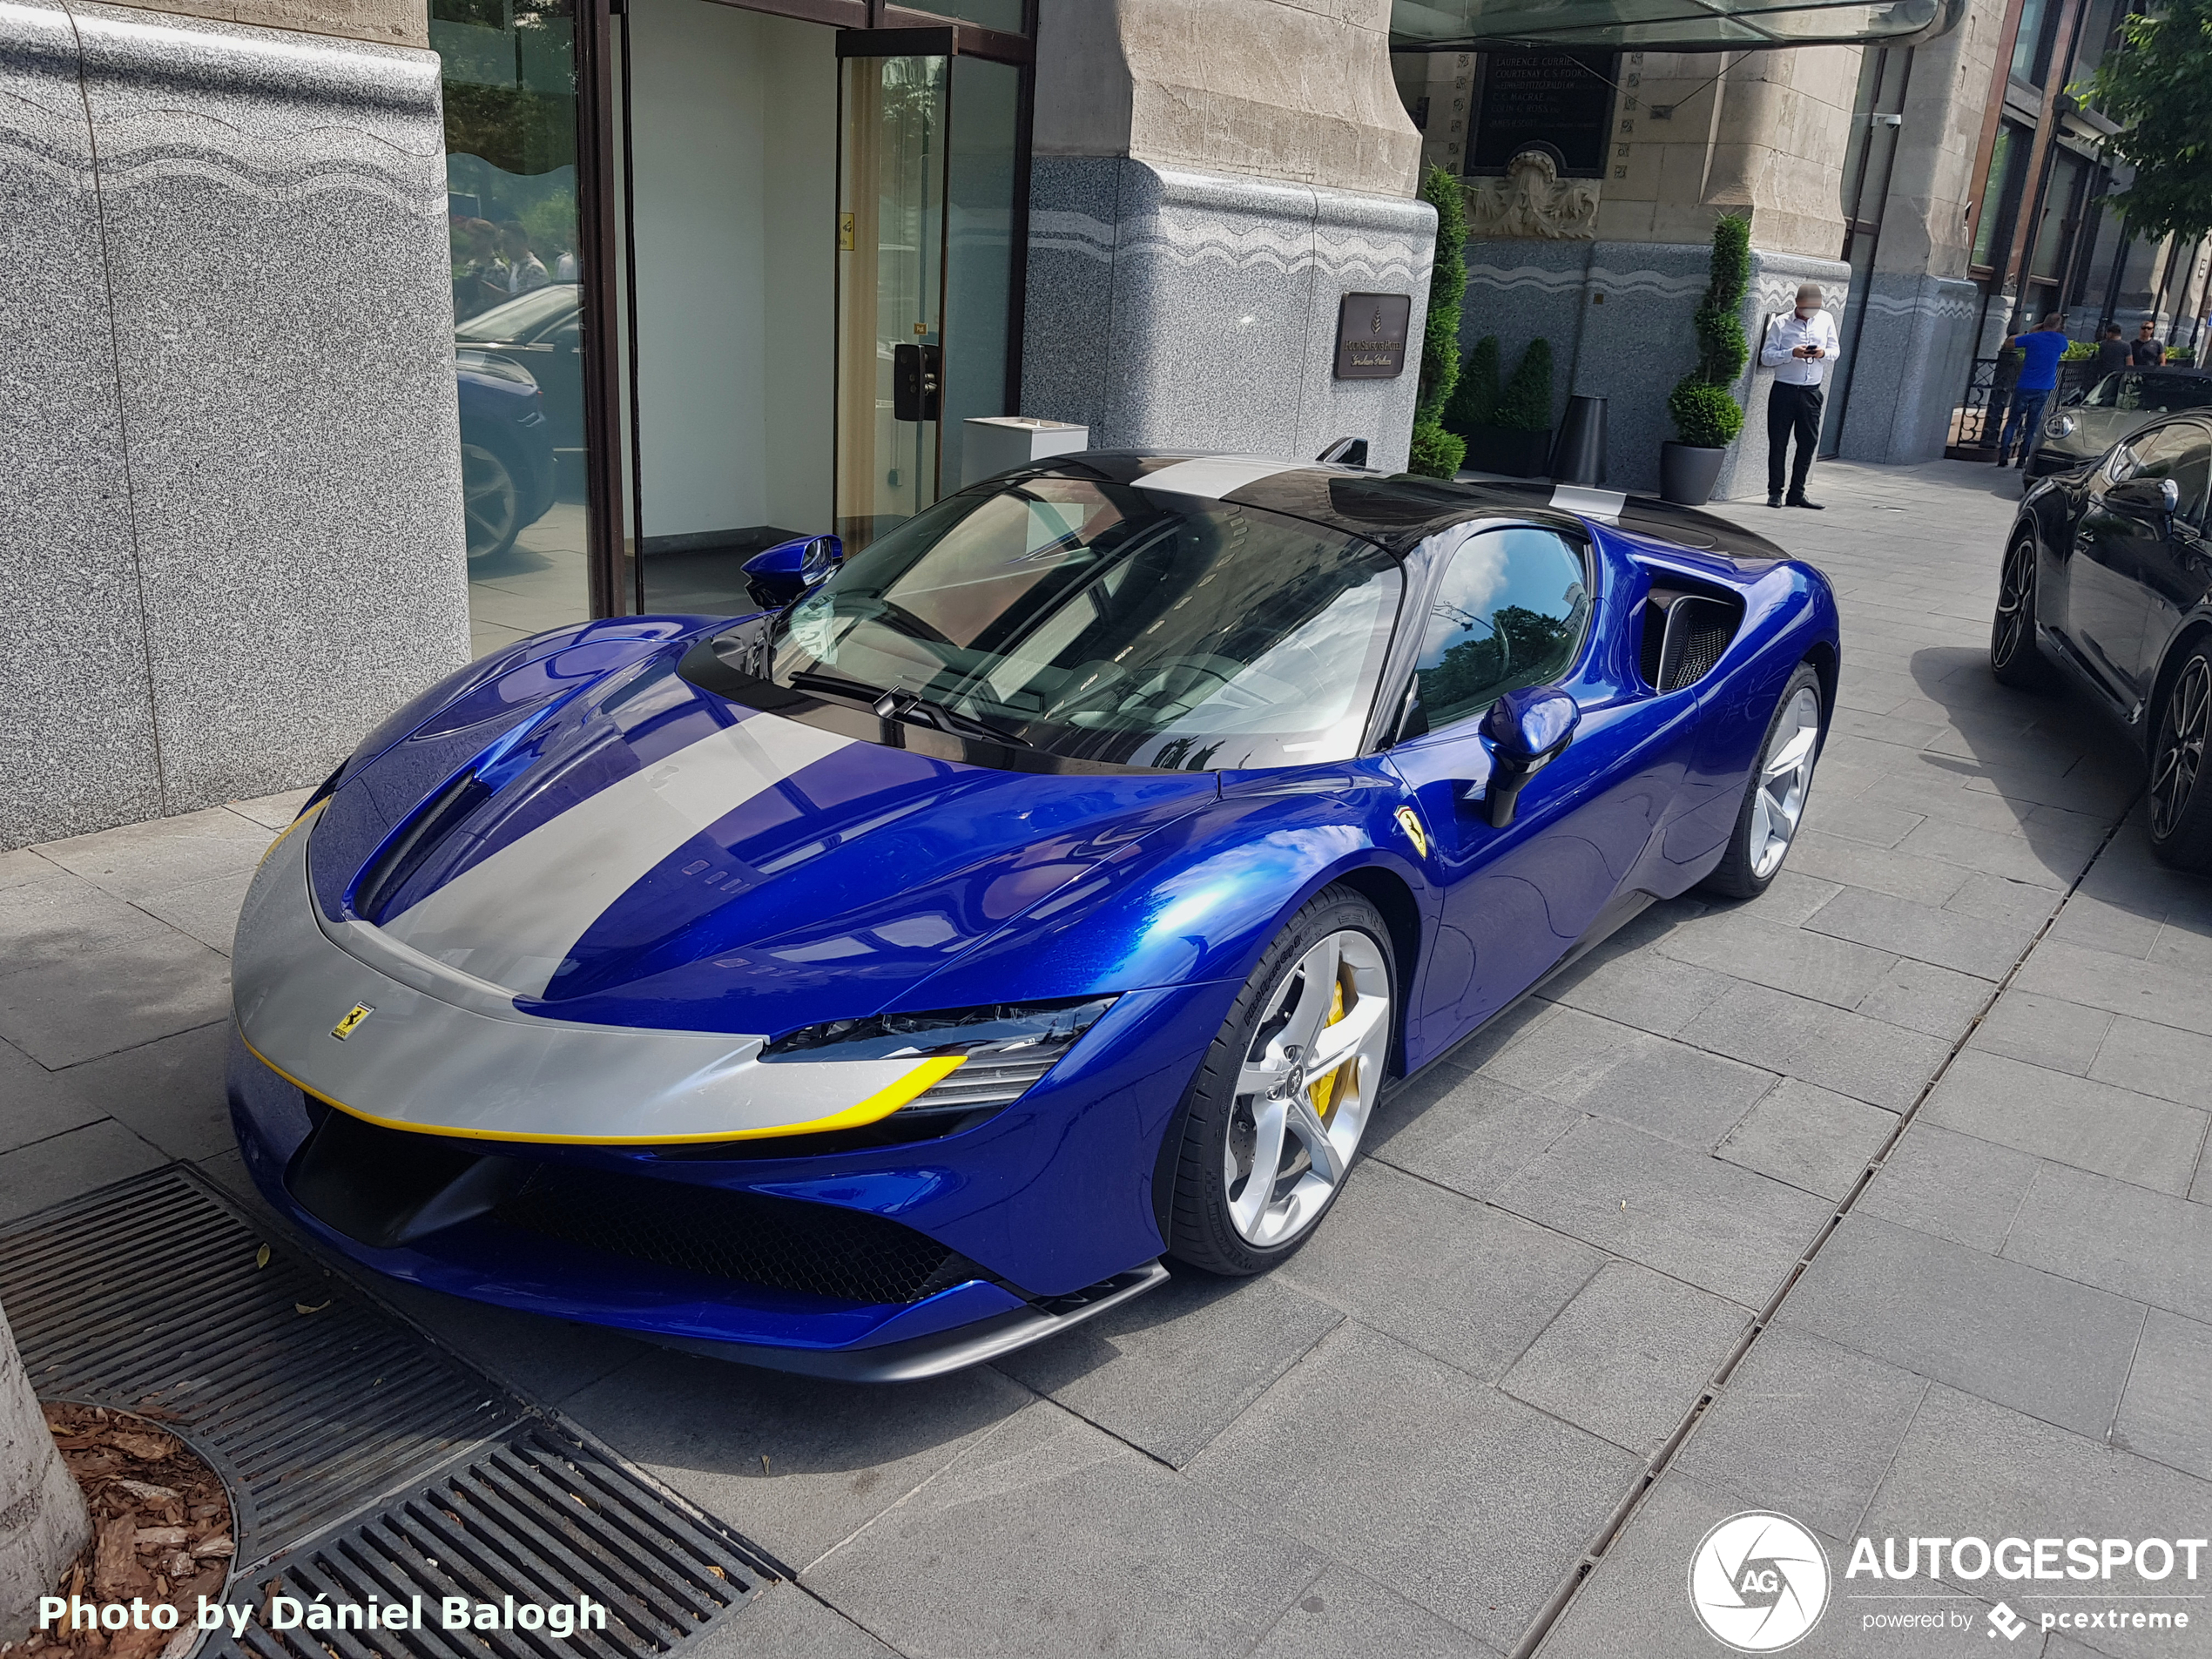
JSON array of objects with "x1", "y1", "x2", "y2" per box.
[
  {"x1": 1467, "y1": 52, "x2": 1616, "y2": 179},
  {"x1": 1334, "y1": 293, "x2": 1413, "y2": 379}
]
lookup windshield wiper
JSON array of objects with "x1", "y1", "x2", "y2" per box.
[{"x1": 786, "y1": 670, "x2": 1035, "y2": 749}]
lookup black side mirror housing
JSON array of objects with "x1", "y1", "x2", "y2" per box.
[
  {"x1": 1477, "y1": 687, "x2": 1580, "y2": 828},
  {"x1": 2108, "y1": 475, "x2": 2182, "y2": 517}
]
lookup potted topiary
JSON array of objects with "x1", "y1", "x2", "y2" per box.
[
  {"x1": 1460, "y1": 337, "x2": 1554, "y2": 475},
  {"x1": 1445, "y1": 334, "x2": 1502, "y2": 439},
  {"x1": 1661, "y1": 214, "x2": 1750, "y2": 505}
]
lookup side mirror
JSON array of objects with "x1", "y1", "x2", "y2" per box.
[
  {"x1": 2108, "y1": 475, "x2": 2182, "y2": 518},
  {"x1": 1478, "y1": 687, "x2": 1579, "y2": 828},
  {"x1": 742, "y1": 534, "x2": 842, "y2": 609}
]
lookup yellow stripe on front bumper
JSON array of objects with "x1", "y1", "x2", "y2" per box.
[{"x1": 239, "y1": 1031, "x2": 966, "y2": 1146}]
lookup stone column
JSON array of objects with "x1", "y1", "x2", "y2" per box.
[{"x1": 1022, "y1": 0, "x2": 1437, "y2": 472}]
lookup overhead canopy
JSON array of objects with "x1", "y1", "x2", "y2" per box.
[{"x1": 1391, "y1": 0, "x2": 1964, "y2": 51}]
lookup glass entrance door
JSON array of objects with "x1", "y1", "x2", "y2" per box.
[
  {"x1": 838, "y1": 52, "x2": 948, "y2": 547},
  {"x1": 835, "y1": 38, "x2": 1023, "y2": 552}
]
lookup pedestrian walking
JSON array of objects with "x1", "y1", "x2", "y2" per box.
[
  {"x1": 2093, "y1": 323, "x2": 2129, "y2": 378},
  {"x1": 1996, "y1": 313, "x2": 2068, "y2": 469},
  {"x1": 2133, "y1": 321, "x2": 2167, "y2": 367},
  {"x1": 1760, "y1": 282, "x2": 1841, "y2": 509}
]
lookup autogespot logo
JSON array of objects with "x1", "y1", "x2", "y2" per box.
[{"x1": 1689, "y1": 1512, "x2": 1832, "y2": 1652}]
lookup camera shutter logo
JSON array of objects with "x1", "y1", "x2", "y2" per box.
[{"x1": 1688, "y1": 1512, "x2": 1831, "y2": 1651}]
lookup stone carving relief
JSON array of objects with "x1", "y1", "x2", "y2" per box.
[{"x1": 1466, "y1": 149, "x2": 1600, "y2": 241}]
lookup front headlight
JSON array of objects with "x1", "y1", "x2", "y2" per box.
[
  {"x1": 2044, "y1": 413, "x2": 2076, "y2": 439},
  {"x1": 761, "y1": 996, "x2": 1116, "y2": 1119}
]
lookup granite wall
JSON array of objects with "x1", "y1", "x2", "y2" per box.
[
  {"x1": 1460, "y1": 238, "x2": 1855, "y2": 500},
  {"x1": 1836, "y1": 273, "x2": 1981, "y2": 465},
  {"x1": 1023, "y1": 156, "x2": 1437, "y2": 473},
  {"x1": 0, "y1": 0, "x2": 467, "y2": 848}
]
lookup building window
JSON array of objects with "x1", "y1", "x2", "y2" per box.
[
  {"x1": 1971, "y1": 121, "x2": 2027, "y2": 271},
  {"x1": 2009, "y1": 0, "x2": 2060, "y2": 85},
  {"x1": 433, "y1": 0, "x2": 590, "y2": 657}
]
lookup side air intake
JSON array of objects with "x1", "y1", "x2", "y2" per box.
[{"x1": 1638, "y1": 586, "x2": 1742, "y2": 691}]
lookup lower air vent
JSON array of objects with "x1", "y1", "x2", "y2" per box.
[
  {"x1": 495, "y1": 1166, "x2": 987, "y2": 1305},
  {"x1": 1639, "y1": 587, "x2": 1742, "y2": 691}
]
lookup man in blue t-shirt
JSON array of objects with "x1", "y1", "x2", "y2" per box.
[{"x1": 1997, "y1": 313, "x2": 2070, "y2": 469}]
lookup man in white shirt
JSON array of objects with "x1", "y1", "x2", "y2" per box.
[{"x1": 1760, "y1": 283, "x2": 1842, "y2": 509}]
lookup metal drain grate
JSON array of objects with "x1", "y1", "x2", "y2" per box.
[
  {"x1": 0, "y1": 1166, "x2": 517, "y2": 1557},
  {"x1": 212, "y1": 1424, "x2": 761, "y2": 1658}
]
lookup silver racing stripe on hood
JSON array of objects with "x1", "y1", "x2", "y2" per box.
[{"x1": 378, "y1": 709, "x2": 853, "y2": 997}]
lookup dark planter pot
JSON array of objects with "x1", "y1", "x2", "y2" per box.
[
  {"x1": 1660, "y1": 441, "x2": 1727, "y2": 507},
  {"x1": 1467, "y1": 424, "x2": 1554, "y2": 477}
]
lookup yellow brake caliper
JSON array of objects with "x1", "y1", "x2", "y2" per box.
[{"x1": 1308, "y1": 972, "x2": 1349, "y2": 1123}]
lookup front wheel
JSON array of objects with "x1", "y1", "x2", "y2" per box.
[
  {"x1": 1991, "y1": 533, "x2": 2052, "y2": 687},
  {"x1": 2148, "y1": 644, "x2": 2212, "y2": 873},
  {"x1": 1164, "y1": 887, "x2": 1394, "y2": 1276},
  {"x1": 461, "y1": 439, "x2": 524, "y2": 561},
  {"x1": 1702, "y1": 663, "x2": 1824, "y2": 900}
]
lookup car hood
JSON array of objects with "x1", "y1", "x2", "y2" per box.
[
  {"x1": 311, "y1": 646, "x2": 1219, "y2": 1036},
  {"x1": 2044, "y1": 405, "x2": 2148, "y2": 462}
]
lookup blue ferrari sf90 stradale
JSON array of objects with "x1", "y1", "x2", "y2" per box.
[{"x1": 229, "y1": 453, "x2": 1839, "y2": 1379}]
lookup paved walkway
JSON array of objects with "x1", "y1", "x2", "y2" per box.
[{"x1": 1, "y1": 458, "x2": 2205, "y2": 1658}]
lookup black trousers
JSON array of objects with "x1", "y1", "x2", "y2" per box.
[{"x1": 1767, "y1": 381, "x2": 1824, "y2": 499}]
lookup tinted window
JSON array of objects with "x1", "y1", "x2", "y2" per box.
[
  {"x1": 2114, "y1": 423, "x2": 2212, "y2": 528},
  {"x1": 765, "y1": 477, "x2": 1404, "y2": 770},
  {"x1": 2084, "y1": 373, "x2": 2212, "y2": 414},
  {"x1": 1413, "y1": 527, "x2": 1591, "y2": 732}
]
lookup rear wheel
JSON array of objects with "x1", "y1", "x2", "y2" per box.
[
  {"x1": 1166, "y1": 887, "x2": 1393, "y2": 1275},
  {"x1": 461, "y1": 440, "x2": 523, "y2": 560},
  {"x1": 1702, "y1": 662, "x2": 1824, "y2": 900},
  {"x1": 2148, "y1": 643, "x2": 2212, "y2": 873},
  {"x1": 1991, "y1": 533, "x2": 2052, "y2": 687}
]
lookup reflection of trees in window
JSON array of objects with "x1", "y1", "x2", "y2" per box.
[
  {"x1": 436, "y1": 0, "x2": 576, "y2": 177},
  {"x1": 1421, "y1": 604, "x2": 1577, "y2": 725}
]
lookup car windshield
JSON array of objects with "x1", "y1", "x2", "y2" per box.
[
  {"x1": 763, "y1": 475, "x2": 1404, "y2": 769},
  {"x1": 2082, "y1": 372, "x2": 2212, "y2": 414},
  {"x1": 455, "y1": 283, "x2": 578, "y2": 343}
]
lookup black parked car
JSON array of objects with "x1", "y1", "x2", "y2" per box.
[
  {"x1": 1993, "y1": 413, "x2": 2212, "y2": 868},
  {"x1": 456, "y1": 354, "x2": 556, "y2": 561}
]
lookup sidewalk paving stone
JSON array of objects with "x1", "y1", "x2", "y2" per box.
[
  {"x1": 1966, "y1": 988, "x2": 2114, "y2": 1075},
  {"x1": 2110, "y1": 1309, "x2": 2212, "y2": 1483},
  {"x1": 1853, "y1": 1120, "x2": 2043, "y2": 1253},
  {"x1": 1778, "y1": 1214, "x2": 2146, "y2": 1440},
  {"x1": 811, "y1": 1399, "x2": 1327, "y2": 1659},
  {"x1": 2000, "y1": 1162, "x2": 2212, "y2": 1324},
  {"x1": 134, "y1": 869, "x2": 253, "y2": 955},
  {"x1": 0, "y1": 925, "x2": 232, "y2": 1067},
  {"x1": 2014, "y1": 938, "x2": 2212, "y2": 1036},
  {"x1": 1678, "y1": 978, "x2": 1953, "y2": 1110},
  {"x1": 1184, "y1": 1322, "x2": 1639, "y2": 1649},
  {"x1": 1247, "y1": 1566, "x2": 1501, "y2": 1659},
  {"x1": 1480, "y1": 1005, "x2": 1777, "y2": 1150},
  {"x1": 0, "y1": 1035, "x2": 106, "y2": 1155},
  {"x1": 33, "y1": 803, "x2": 276, "y2": 901},
  {"x1": 1649, "y1": 906, "x2": 1898, "y2": 1010},
  {"x1": 0, "y1": 1118, "x2": 166, "y2": 1223},
  {"x1": 691, "y1": 1583, "x2": 895, "y2": 1659},
  {"x1": 1716, "y1": 1078, "x2": 1896, "y2": 1198},
  {"x1": 1492, "y1": 1116, "x2": 1831, "y2": 1305},
  {"x1": 54, "y1": 1020, "x2": 233, "y2": 1160},
  {"x1": 1851, "y1": 954, "x2": 1993, "y2": 1040},
  {"x1": 1804, "y1": 883, "x2": 2040, "y2": 979},
  {"x1": 1922, "y1": 1049, "x2": 2208, "y2": 1196},
  {"x1": 1366, "y1": 1069, "x2": 1582, "y2": 1200},
  {"x1": 1276, "y1": 1161, "x2": 1602, "y2": 1382},
  {"x1": 1500, "y1": 1260, "x2": 1751, "y2": 1457},
  {"x1": 990, "y1": 1268, "x2": 1342, "y2": 1467},
  {"x1": 1671, "y1": 1325, "x2": 1927, "y2": 1541}
]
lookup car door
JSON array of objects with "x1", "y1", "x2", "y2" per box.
[
  {"x1": 2075, "y1": 423, "x2": 2203, "y2": 712},
  {"x1": 2130, "y1": 422, "x2": 2212, "y2": 697},
  {"x1": 1384, "y1": 524, "x2": 1689, "y2": 1056}
]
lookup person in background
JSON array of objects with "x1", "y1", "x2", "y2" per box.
[
  {"x1": 499, "y1": 222, "x2": 550, "y2": 296},
  {"x1": 2093, "y1": 323, "x2": 2130, "y2": 378},
  {"x1": 1996, "y1": 312, "x2": 2068, "y2": 469},
  {"x1": 550, "y1": 232, "x2": 579, "y2": 283},
  {"x1": 2133, "y1": 320, "x2": 2167, "y2": 367},
  {"x1": 1760, "y1": 282, "x2": 1842, "y2": 509},
  {"x1": 451, "y1": 218, "x2": 507, "y2": 320}
]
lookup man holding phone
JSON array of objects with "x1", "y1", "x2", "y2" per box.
[{"x1": 1760, "y1": 282, "x2": 1842, "y2": 509}]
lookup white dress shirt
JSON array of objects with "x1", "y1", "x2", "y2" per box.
[{"x1": 1761, "y1": 308, "x2": 1842, "y2": 387}]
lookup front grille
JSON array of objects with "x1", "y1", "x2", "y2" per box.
[{"x1": 495, "y1": 1166, "x2": 984, "y2": 1305}]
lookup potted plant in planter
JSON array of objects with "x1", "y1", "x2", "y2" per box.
[
  {"x1": 1445, "y1": 334, "x2": 1501, "y2": 440},
  {"x1": 1456, "y1": 337, "x2": 1554, "y2": 475},
  {"x1": 1407, "y1": 165, "x2": 1468, "y2": 478},
  {"x1": 1661, "y1": 214, "x2": 1750, "y2": 506}
]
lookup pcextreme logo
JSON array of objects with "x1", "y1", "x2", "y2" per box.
[{"x1": 1689, "y1": 1512, "x2": 1832, "y2": 1652}]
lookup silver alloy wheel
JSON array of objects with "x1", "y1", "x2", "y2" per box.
[
  {"x1": 1749, "y1": 687, "x2": 1822, "y2": 879},
  {"x1": 2151, "y1": 655, "x2": 2210, "y2": 840},
  {"x1": 1993, "y1": 538, "x2": 2034, "y2": 667},
  {"x1": 1224, "y1": 927, "x2": 1390, "y2": 1249},
  {"x1": 461, "y1": 442, "x2": 520, "y2": 557}
]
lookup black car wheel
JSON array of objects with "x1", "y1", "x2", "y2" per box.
[
  {"x1": 1163, "y1": 885, "x2": 1394, "y2": 1276},
  {"x1": 1990, "y1": 532, "x2": 2051, "y2": 687},
  {"x1": 2148, "y1": 644, "x2": 2212, "y2": 872},
  {"x1": 461, "y1": 440, "x2": 523, "y2": 561},
  {"x1": 1701, "y1": 662, "x2": 1824, "y2": 900}
]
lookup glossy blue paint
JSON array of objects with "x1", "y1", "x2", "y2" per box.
[
  {"x1": 233, "y1": 462, "x2": 1839, "y2": 1373},
  {"x1": 740, "y1": 533, "x2": 843, "y2": 609}
]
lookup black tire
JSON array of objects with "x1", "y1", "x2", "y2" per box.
[
  {"x1": 1701, "y1": 662, "x2": 1825, "y2": 900},
  {"x1": 1990, "y1": 531, "x2": 2053, "y2": 687},
  {"x1": 460, "y1": 437, "x2": 525, "y2": 561},
  {"x1": 1164, "y1": 885, "x2": 1395, "y2": 1277},
  {"x1": 2148, "y1": 640, "x2": 2212, "y2": 873}
]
